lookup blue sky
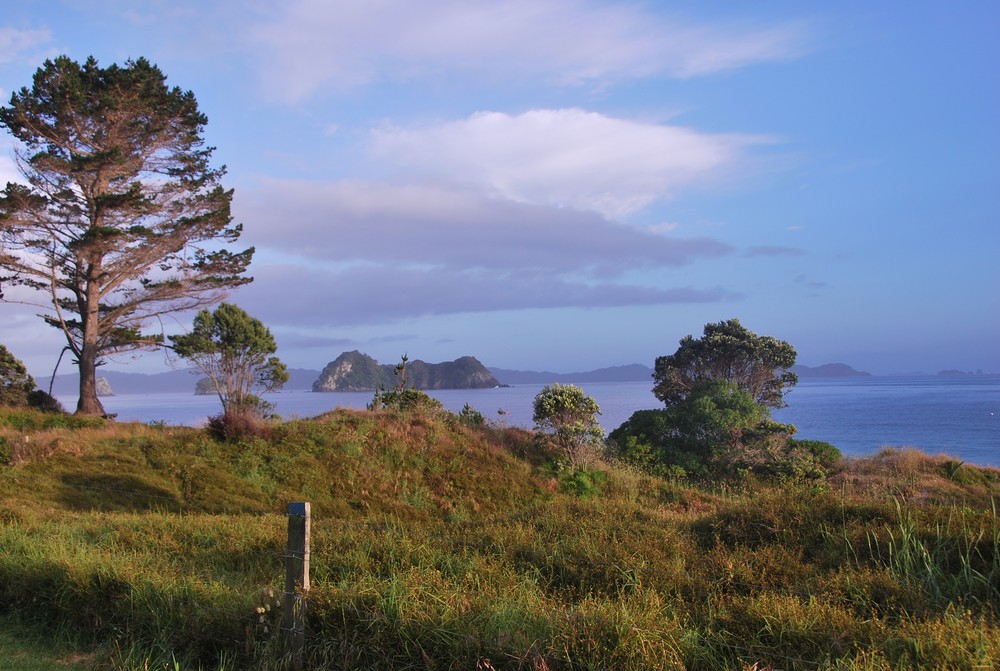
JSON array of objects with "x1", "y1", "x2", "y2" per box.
[{"x1": 1, "y1": 0, "x2": 997, "y2": 377}]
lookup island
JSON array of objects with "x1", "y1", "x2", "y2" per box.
[{"x1": 312, "y1": 351, "x2": 502, "y2": 392}]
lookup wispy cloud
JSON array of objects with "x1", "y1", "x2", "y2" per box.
[
  {"x1": 249, "y1": 0, "x2": 810, "y2": 100},
  {"x1": 0, "y1": 26, "x2": 51, "y2": 65},
  {"x1": 369, "y1": 109, "x2": 770, "y2": 217},
  {"x1": 238, "y1": 263, "x2": 737, "y2": 327},
  {"x1": 233, "y1": 173, "x2": 739, "y2": 328},
  {"x1": 237, "y1": 178, "x2": 733, "y2": 274}
]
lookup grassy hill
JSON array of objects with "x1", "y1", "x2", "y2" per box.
[{"x1": 1, "y1": 405, "x2": 998, "y2": 670}]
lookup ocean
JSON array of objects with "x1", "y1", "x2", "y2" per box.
[{"x1": 59, "y1": 375, "x2": 1000, "y2": 467}]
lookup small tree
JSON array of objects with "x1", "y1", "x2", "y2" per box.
[
  {"x1": 653, "y1": 318, "x2": 797, "y2": 410},
  {"x1": 532, "y1": 383, "x2": 603, "y2": 465},
  {"x1": 170, "y1": 303, "x2": 287, "y2": 424},
  {"x1": 0, "y1": 56, "x2": 253, "y2": 416}
]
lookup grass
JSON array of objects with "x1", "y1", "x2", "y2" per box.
[
  {"x1": 1, "y1": 406, "x2": 999, "y2": 669},
  {"x1": 0, "y1": 615, "x2": 93, "y2": 670}
]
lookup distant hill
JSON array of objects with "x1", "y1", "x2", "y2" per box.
[
  {"x1": 313, "y1": 352, "x2": 500, "y2": 392},
  {"x1": 45, "y1": 359, "x2": 879, "y2": 396},
  {"x1": 792, "y1": 363, "x2": 872, "y2": 378},
  {"x1": 45, "y1": 367, "x2": 321, "y2": 396},
  {"x1": 489, "y1": 364, "x2": 653, "y2": 385}
]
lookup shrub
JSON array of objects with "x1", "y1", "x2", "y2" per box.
[
  {"x1": 206, "y1": 408, "x2": 274, "y2": 442},
  {"x1": 558, "y1": 467, "x2": 609, "y2": 497},
  {"x1": 532, "y1": 383, "x2": 604, "y2": 466},
  {"x1": 26, "y1": 389, "x2": 64, "y2": 413},
  {"x1": 458, "y1": 403, "x2": 485, "y2": 426},
  {"x1": 368, "y1": 388, "x2": 443, "y2": 413},
  {"x1": 790, "y1": 439, "x2": 842, "y2": 469},
  {"x1": 610, "y1": 384, "x2": 832, "y2": 480}
]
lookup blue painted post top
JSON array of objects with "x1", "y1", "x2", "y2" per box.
[{"x1": 288, "y1": 502, "x2": 309, "y2": 517}]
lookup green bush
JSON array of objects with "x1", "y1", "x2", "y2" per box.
[
  {"x1": 790, "y1": 438, "x2": 842, "y2": 468},
  {"x1": 26, "y1": 389, "x2": 65, "y2": 413},
  {"x1": 458, "y1": 402, "x2": 485, "y2": 426},
  {"x1": 558, "y1": 467, "x2": 610, "y2": 497},
  {"x1": 368, "y1": 387, "x2": 444, "y2": 413}
]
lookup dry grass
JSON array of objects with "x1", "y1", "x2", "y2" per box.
[{"x1": 1, "y1": 407, "x2": 998, "y2": 670}]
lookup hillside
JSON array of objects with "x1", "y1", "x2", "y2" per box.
[
  {"x1": 1, "y1": 405, "x2": 998, "y2": 670},
  {"x1": 791, "y1": 362, "x2": 872, "y2": 378},
  {"x1": 42, "y1": 360, "x2": 883, "y2": 397},
  {"x1": 490, "y1": 363, "x2": 653, "y2": 384},
  {"x1": 46, "y1": 367, "x2": 322, "y2": 396}
]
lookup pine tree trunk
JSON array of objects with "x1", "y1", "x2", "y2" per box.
[
  {"x1": 76, "y1": 344, "x2": 105, "y2": 416},
  {"x1": 75, "y1": 274, "x2": 106, "y2": 417}
]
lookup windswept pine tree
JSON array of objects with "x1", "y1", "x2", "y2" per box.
[{"x1": 0, "y1": 56, "x2": 253, "y2": 415}]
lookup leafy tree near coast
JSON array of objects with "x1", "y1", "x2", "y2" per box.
[
  {"x1": 613, "y1": 319, "x2": 833, "y2": 477},
  {"x1": 170, "y1": 303, "x2": 287, "y2": 431},
  {"x1": 653, "y1": 318, "x2": 797, "y2": 409},
  {"x1": 0, "y1": 56, "x2": 253, "y2": 417}
]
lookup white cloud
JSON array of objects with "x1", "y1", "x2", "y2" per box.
[
  {"x1": 369, "y1": 109, "x2": 770, "y2": 217},
  {"x1": 0, "y1": 26, "x2": 51, "y2": 65},
  {"x1": 249, "y1": 0, "x2": 809, "y2": 100}
]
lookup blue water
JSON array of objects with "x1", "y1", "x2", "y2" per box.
[
  {"x1": 61, "y1": 376, "x2": 1000, "y2": 467},
  {"x1": 773, "y1": 376, "x2": 1000, "y2": 466}
]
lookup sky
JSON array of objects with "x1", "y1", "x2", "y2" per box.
[{"x1": 0, "y1": 0, "x2": 997, "y2": 378}]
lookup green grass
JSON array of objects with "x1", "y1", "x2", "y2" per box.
[
  {"x1": 2, "y1": 406, "x2": 999, "y2": 669},
  {"x1": 0, "y1": 615, "x2": 93, "y2": 670}
]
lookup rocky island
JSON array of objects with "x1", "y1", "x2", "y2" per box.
[{"x1": 312, "y1": 351, "x2": 501, "y2": 392}]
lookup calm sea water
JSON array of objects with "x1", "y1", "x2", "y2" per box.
[{"x1": 61, "y1": 376, "x2": 1000, "y2": 467}]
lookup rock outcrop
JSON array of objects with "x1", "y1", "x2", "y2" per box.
[
  {"x1": 96, "y1": 377, "x2": 114, "y2": 396},
  {"x1": 195, "y1": 377, "x2": 216, "y2": 395},
  {"x1": 312, "y1": 351, "x2": 501, "y2": 392}
]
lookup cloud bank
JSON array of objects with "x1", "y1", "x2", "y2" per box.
[
  {"x1": 240, "y1": 178, "x2": 731, "y2": 272},
  {"x1": 235, "y1": 178, "x2": 737, "y2": 326}
]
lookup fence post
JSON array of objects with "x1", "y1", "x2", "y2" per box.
[{"x1": 283, "y1": 502, "x2": 310, "y2": 671}]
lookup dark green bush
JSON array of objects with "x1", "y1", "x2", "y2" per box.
[
  {"x1": 458, "y1": 402, "x2": 485, "y2": 426},
  {"x1": 368, "y1": 387, "x2": 443, "y2": 413},
  {"x1": 27, "y1": 389, "x2": 64, "y2": 413},
  {"x1": 559, "y1": 467, "x2": 609, "y2": 497},
  {"x1": 790, "y1": 439, "x2": 842, "y2": 468}
]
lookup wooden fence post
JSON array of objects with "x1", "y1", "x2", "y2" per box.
[{"x1": 283, "y1": 502, "x2": 310, "y2": 671}]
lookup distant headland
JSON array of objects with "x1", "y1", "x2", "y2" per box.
[{"x1": 42, "y1": 359, "x2": 997, "y2": 396}]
